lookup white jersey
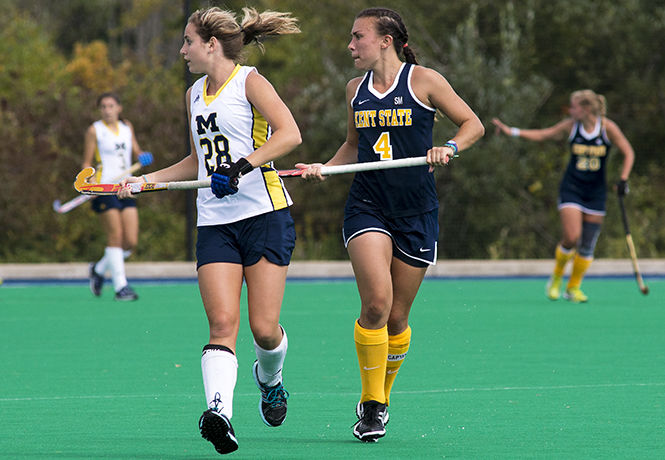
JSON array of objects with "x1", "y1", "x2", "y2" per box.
[
  {"x1": 190, "y1": 65, "x2": 292, "y2": 226},
  {"x1": 93, "y1": 120, "x2": 133, "y2": 183}
]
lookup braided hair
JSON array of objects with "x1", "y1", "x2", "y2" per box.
[{"x1": 356, "y1": 7, "x2": 417, "y2": 64}]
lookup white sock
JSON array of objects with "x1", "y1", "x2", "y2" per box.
[
  {"x1": 201, "y1": 347, "x2": 238, "y2": 419},
  {"x1": 95, "y1": 253, "x2": 108, "y2": 276},
  {"x1": 106, "y1": 246, "x2": 127, "y2": 292},
  {"x1": 254, "y1": 326, "x2": 288, "y2": 387},
  {"x1": 123, "y1": 250, "x2": 132, "y2": 260}
]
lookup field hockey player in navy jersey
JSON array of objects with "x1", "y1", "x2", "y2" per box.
[
  {"x1": 493, "y1": 89, "x2": 635, "y2": 303},
  {"x1": 297, "y1": 7, "x2": 484, "y2": 443}
]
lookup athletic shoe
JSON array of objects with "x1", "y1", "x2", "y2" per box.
[
  {"x1": 199, "y1": 408, "x2": 238, "y2": 455},
  {"x1": 356, "y1": 400, "x2": 389, "y2": 425},
  {"x1": 114, "y1": 285, "x2": 138, "y2": 301},
  {"x1": 252, "y1": 360, "x2": 289, "y2": 427},
  {"x1": 352, "y1": 400, "x2": 387, "y2": 442},
  {"x1": 563, "y1": 287, "x2": 588, "y2": 303},
  {"x1": 545, "y1": 274, "x2": 562, "y2": 300},
  {"x1": 89, "y1": 262, "x2": 104, "y2": 296}
]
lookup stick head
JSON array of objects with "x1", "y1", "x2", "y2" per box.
[
  {"x1": 641, "y1": 285, "x2": 649, "y2": 295},
  {"x1": 74, "y1": 167, "x2": 122, "y2": 195}
]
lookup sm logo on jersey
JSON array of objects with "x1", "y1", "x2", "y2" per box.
[
  {"x1": 115, "y1": 143, "x2": 126, "y2": 150},
  {"x1": 196, "y1": 113, "x2": 220, "y2": 135}
]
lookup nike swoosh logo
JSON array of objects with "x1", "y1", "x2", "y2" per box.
[
  {"x1": 419, "y1": 248, "x2": 431, "y2": 252},
  {"x1": 362, "y1": 366, "x2": 380, "y2": 371},
  {"x1": 386, "y1": 370, "x2": 398, "y2": 374},
  {"x1": 357, "y1": 99, "x2": 370, "y2": 105}
]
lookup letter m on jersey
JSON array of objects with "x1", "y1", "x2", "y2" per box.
[{"x1": 196, "y1": 113, "x2": 220, "y2": 135}]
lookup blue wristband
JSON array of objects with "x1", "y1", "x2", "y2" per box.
[{"x1": 444, "y1": 140, "x2": 459, "y2": 155}]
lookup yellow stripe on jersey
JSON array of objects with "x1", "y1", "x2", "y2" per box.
[
  {"x1": 260, "y1": 166, "x2": 288, "y2": 211},
  {"x1": 203, "y1": 64, "x2": 241, "y2": 106},
  {"x1": 252, "y1": 104, "x2": 287, "y2": 209},
  {"x1": 251, "y1": 105, "x2": 269, "y2": 149}
]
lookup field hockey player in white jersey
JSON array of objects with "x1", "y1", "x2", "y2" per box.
[
  {"x1": 296, "y1": 7, "x2": 484, "y2": 443},
  {"x1": 84, "y1": 92, "x2": 153, "y2": 301},
  {"x1": 119, "y1": 6, "x2": 301, "y2": 455}
]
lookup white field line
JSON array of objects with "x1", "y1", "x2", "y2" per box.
[{"x1": 2, "y1": 381, "x2": 664, "y2": 403}]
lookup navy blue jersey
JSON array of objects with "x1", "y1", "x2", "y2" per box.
[
  {"x1": 559, "y1": 119, "x2": 612, "y2": 212},
  {"x1": 346, "y1": 63, "x2": 438, "y2": 218}
]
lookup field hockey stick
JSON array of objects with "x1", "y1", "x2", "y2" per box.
[
  {"x1": 74, "y1": 157, "x2": 431, "y2": 195},
  {"x1": 55, "y1": 162, "x2": 142, "y2": 213},
  {"x1": 617, "y1": 193, "x2": 649, "y2": 295}
]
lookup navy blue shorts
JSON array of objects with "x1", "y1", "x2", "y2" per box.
[
  {"x1": 196, "y1": 208, "x2": 296, "y2": 269},
  {"x1": 558, "y1": 178, "x2": 606, "y2": 215},
  {"x1": 343, "y1": 202, "x2": 438, "y2": 268},
  {"x1": 91, "y1": 195, "x2": 137, "y2": 214}
]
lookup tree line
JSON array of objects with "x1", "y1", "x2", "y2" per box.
[{"x1": 1, "y1": 0, "x2": 663, "y2": 263}]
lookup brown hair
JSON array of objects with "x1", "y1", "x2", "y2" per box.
[
  {"x1": 571, "y1": 89, "x2": 607, "y2": 117},
  {"x1": 356, "y1": 7, "x2": 417, "y2": 65},
  {"x1": 188, "y1": 7, "x2": 300, "y2": 62},
  {"x1": 96, "y1": 92, "x2": 120, "y2": 107}
]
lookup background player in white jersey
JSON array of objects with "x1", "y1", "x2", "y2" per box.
[
  {"x1": 297, "y1": 7, "x2": 484, "y2": 443},
  {"x1": 119, "y1": 6, "x2": 300, "y2": 455},
  {"x1": 83, "y1": 92, "x2": 153, "y2": 301},
  {"x1": 493, "y1": 89, "x2": 635, "y2": 302}
]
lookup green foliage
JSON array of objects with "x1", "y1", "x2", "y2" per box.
[{"x1": 1, "y1": 0, "x2": 664, "y2": 263}]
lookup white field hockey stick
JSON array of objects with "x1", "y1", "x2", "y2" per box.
[
  {"x1": 74, "y1": 157, "x2": 432, "y2": 195},
  {"x1": 54, "y1": 162, "x2": 142, "y2": 213}
]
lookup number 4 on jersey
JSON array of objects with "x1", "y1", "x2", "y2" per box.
[{"x1": 373, "y1": 131, "x2": 393, "y2": 160}]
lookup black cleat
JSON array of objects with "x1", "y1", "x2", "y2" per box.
[
  {"x1": 353, "y1": 400, "x2": 387, "y2": 442},
  {"x1": 199, "y1": 409, "x2": 238, "y2": 455},
  {"x1": 89, "y1": 262, "x2": 104, "y2": 296},
  {"x1": 356, "y1": 400, "x2": 389, "y2": 425},
  {"x1": 252, "y1": 360, "x2": 289, "y2": 427},
  {"x1": 114, "y1": 285, "x2": 138, "y2": 301}
]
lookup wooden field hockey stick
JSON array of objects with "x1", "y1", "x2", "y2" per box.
[
  {"x1": 74, "y1": 156, "x2": 431, "y2": 195},
  {"x1": 617, "y1": 193, "x2": 649, "y2": 295},
  {"x1": 54, "y1": 162, "x2": 142, "y2": 213}
]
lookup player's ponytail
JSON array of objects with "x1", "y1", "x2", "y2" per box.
[
  {"x1": 188, "y1": 7, "x2": 299, "y2": 62},
  {"x1": 240, "y1": 7, "x2": 300, "y2": 52}
]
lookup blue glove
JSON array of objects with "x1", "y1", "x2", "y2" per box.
[
  {"x1": 138, "y1": 152, "x2": 153, "y2": 167},
  {"x1": 211, "y1": 158, "x2": 253, "y2": 199}
]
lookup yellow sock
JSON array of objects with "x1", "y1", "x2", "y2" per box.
[
  {"x1": 354, "y1": 320, "x2": 388, "y2": 404},
  {"x1": 385, "y1": 326, "x2": 411, "y2": 406},
  {"x1": 567, "y1": 254, "x2": 592, "y2": 289},
  {"x1": 553, "y1": 244, "x2": 575, "y2": 277}
]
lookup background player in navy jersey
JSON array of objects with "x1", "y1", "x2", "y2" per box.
[
  {"x1": 297, "y1": 7, "x2": 484, "y2": 443},
  {"x1": 84, "y1": 92, "x2": 153, "y2": 301},
  {"x1": 119, "y1": 7, "x2": 301, "y2": 455},
  {"x1": 493, "y1": 89, "x2": 635, "y2": 303}
]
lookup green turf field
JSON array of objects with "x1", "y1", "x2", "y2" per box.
[{"x1": 1, "y1": 278, "x2": 663, "y2": 459}]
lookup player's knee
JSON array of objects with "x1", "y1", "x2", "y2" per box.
[
  {"x1": 361, "y1": 301, "x2": 391, "y2": 326},
  {"x1": 578, "y1": 221, "x2": 601, "y2": 258},
  {"x1": 387, "y1": 313, "x2": 409, "y2": 334},
  {"x1": 208, "y1": 317, "x2": 239, "y2": 341},
  {"x1": 249, "y1": 323, "x2": 282, "y2": 349}
]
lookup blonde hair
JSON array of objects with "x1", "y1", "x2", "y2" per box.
[
  {"x1": 571, "y1": 89, "x2": 607, "y2": 117},
  {"x1": 188, "y1": 7, "x2": 300, "y2": 62}
]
